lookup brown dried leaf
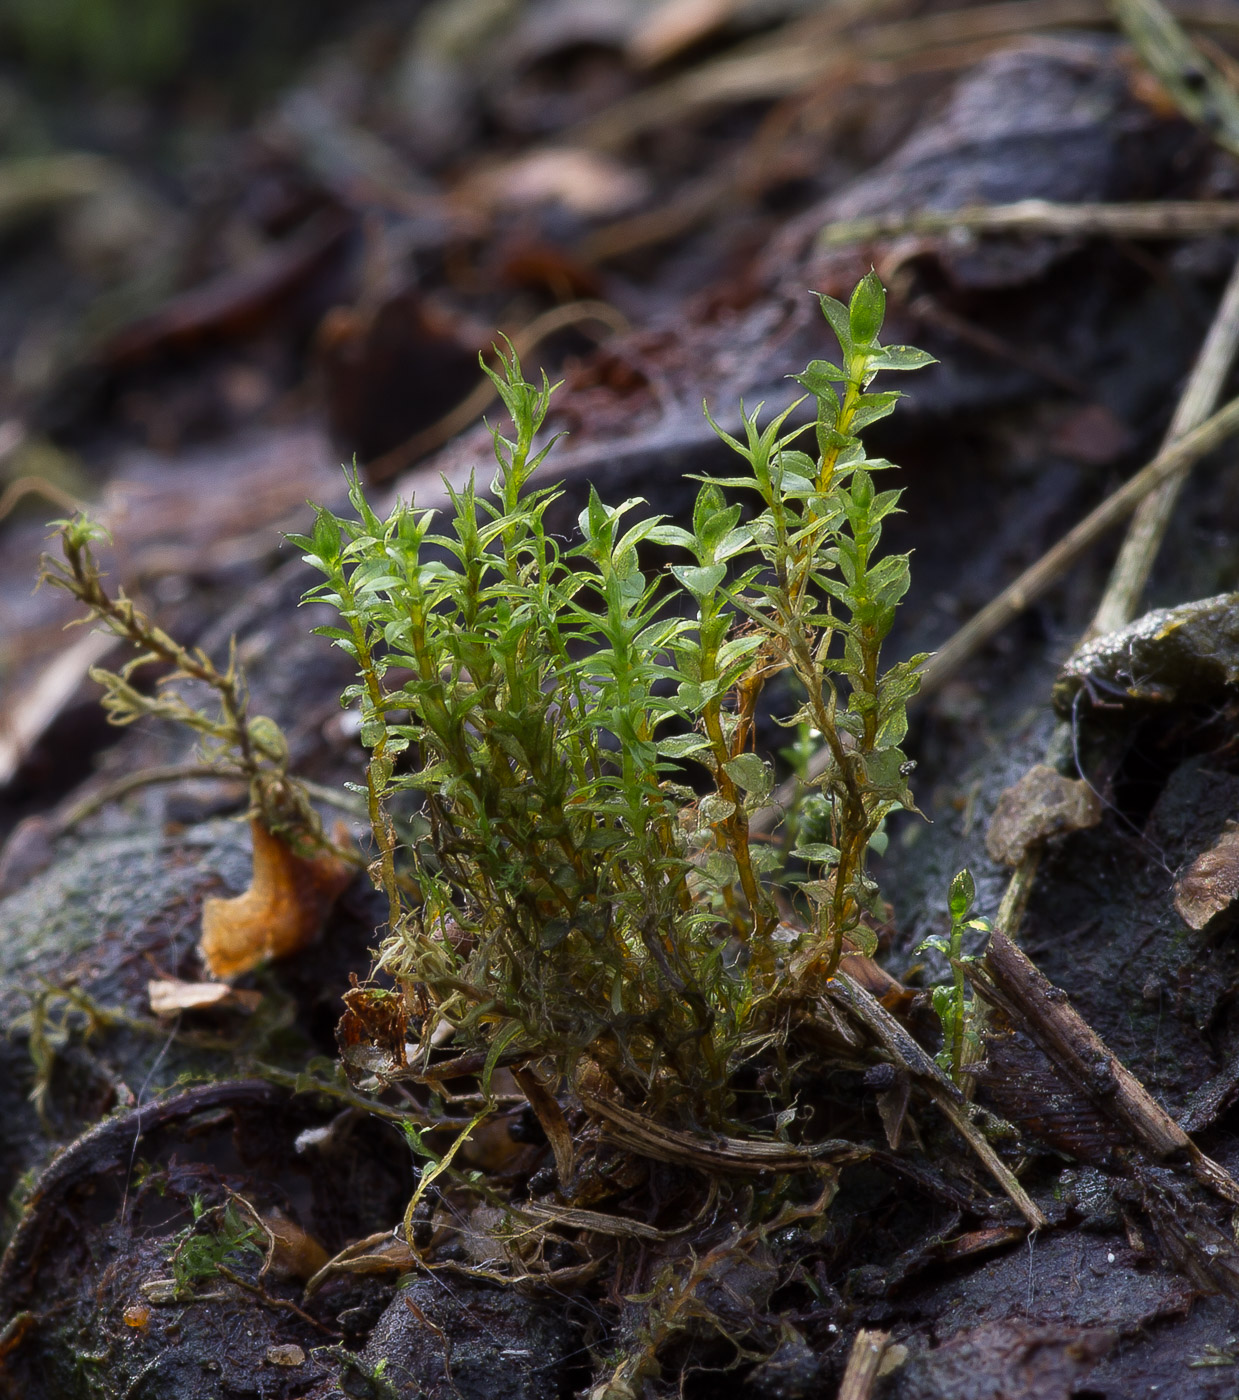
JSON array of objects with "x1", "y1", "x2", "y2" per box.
[
  {"x1": 1174, "y1": 824, "x2": 1239, "y2": 931},
  {"x1": 457, "y1": 148, "x2": 649, "y2": 218},
  {"x1": 148, "y1": 977, "x2": 262, "y2": 1016},
  {"x1": 337, "y1": 982, "x2": 409, "y2": 1080},
  {"x1": 257, "y1": 1209, "x2": 331, "y2": 1283}
]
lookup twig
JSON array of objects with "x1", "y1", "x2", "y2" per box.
[
  {"x1": 917, "y1": 396, "x2": 1239, "y2": 697},
  {"x1": 54, "y1": 762, "x2": 237, "y2": 833},
  {"x1": 214, "y1": 1264, "x2": 340, "y2": 1338},
  {"x1": 366, "y1": 300, "x2": 629, "y2": 482},
  {"x1": 577, "y1": 1088, "x2": 865, "y2": 1174},
  {"x1": 825, "y1": 972, "x2": 1047, "y2": 1229},
  {"x1": 837, "y1": 1329, "x2": 892, "y2": 1400},
  {"x1": 576, "y1": 1, "x2": 1239, "y2": 152},
  {"x1": 53, "y1": 763, "x2": 369, "y2": 835},
  {"x1": 819, "y1": 198, "x2": 1239, "y2": 247},
  {"x1": 1112, "y1": 0, "x2": 1239, "y2": 156},
  {"x1": 972, "y1": 932, "x2": 1239, "y2": 1206},
  {"x1": 1091, "y1": 253, "x2": 1239, "y2": 633},
  {"x1": 0, "y1": 474, "x2": 81, "y2": 525},
  {"x1": 579, "y1": 0, "x2": 1226, "y2": 154}
]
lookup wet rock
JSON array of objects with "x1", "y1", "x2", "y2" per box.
[
  {"x1": 1083, "y1": 1294, "x2": 1239, "y2": 1398},
  {"x1": 985, "y1": 764, "x2": 1103, "y2": 867},
  {"x1": 744, "y1": 1330, "x2": 825, "y2": 1399},
  {"x1": 352, "y1": 1277, "x2": 581, "y2": 1400},
  {"x1": 881, "y1": 1320, "x2": 1115, "y2": 1400},
  {"x1": 1054, "y1": 594, "x2": 1239, "y2": 714},
  {"x1": 908, "y1": 1230, "x2": 1191, "y2": 1339}
]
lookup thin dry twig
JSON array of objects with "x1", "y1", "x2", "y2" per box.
[
  {"x1": 1092, "y1": 253, "x2": 1239, "y2": 633},
  {"x1": 52, "y1": 762, "x2": 367, "y2": 836},
  {"x1": 917, "y1": 395, "x2": 1239, "y2": 697},
  {"x1": 820, "y1": 198, "x2": 1239, "y2": 247},
  {"x1": 973, "y1": 932, "x2": 1239, "y2": 1206},
  {"x1": 826, "y1": 971, "x2": 1047, "y2": 1229},
  {"x1": 577, "y1": 1089, "x2": 864, "y2": 1174},
  {"x1": 214, "y1": 1264, "x2": 341, "y2": 1338},
  {"x1": 575, "y1": 1, "x2": 1239, "y2": 151}
]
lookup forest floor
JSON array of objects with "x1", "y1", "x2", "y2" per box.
[{"x1": 5, "y1": 3, "x2": 1239, "y2": 1397}]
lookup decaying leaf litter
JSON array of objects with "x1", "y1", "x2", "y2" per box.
[{"x1": 6, "y1": 2, "x2": 1239, "y2": 1396}]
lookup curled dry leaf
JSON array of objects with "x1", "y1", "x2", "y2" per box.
[
  {"x1": 148, "y1": 977, "x2": 262, "y2": 1016},
  {"x1": 199, "y1": 818, "x2": 354, "y2": 979},
  {"x1": 257, "y1": 1209, "x2": 331, "y2": 1283},
  {"x1": 337, "y1": 982, "x2": 408, "y2": 1081},
  {"x1": 985, "y1": 763, "x2": 1103, "y2": 867}
]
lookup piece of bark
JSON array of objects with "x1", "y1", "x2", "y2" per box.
[{"x1": 986, "y1": 764, "x2": 1103, "y2": 867}]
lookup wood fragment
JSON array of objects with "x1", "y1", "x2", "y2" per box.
[
  {"x1": 577, "y1": 1090, "x2": 862, "y2": 1174},
  {"x1": 837, "y1": 1329, "x2": 892, "y2": 1400},
  {"x1": 515, "y1": 1202, "x2": 671, "y2": 1243}
]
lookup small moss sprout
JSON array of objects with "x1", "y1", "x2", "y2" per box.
[{"x1": 295, "y1": 271, "x2": 935, "y2": 1126}]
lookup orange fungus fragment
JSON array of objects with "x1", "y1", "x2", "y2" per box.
[
  {"x1": 200, "y1": 818, "x2": 353, "y2": 979},
  {"x1": 123, "y1": 1302, "x2": 151, "y2": 1329}
]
